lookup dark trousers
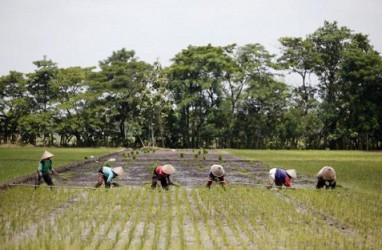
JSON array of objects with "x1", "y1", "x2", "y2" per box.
[
  {"x1": 35, "y1": 172, "x2": 53, "y2": 187},
  {"x1": 316, "y1": 177, "x2": 336, "y2": 189},
  {"x1": 206, "y1": 175, "x2": 225, "y2": 188},
  {"x1": 151, "y1": 172, "x2": 170, "y2": 190}
]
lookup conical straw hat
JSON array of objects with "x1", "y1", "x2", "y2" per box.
[
  {"x1": 112, "y1": 167, "x2": 124, "y2": 176},
  {"x1": 286, "y1": 169, "x2": 297, "y2": 179},
  {"x1": 40, "y1": 151, "x2": 54, "y2": 160},
  {"x1": 211, "y1": 164, "x2": 225, "y2": 177},
  {"x1": 162, "y1": 164, "x2": 175, "y2": 175},
  {"x1": 320, "y1": 166, "x2": 336, "y2": 180}
]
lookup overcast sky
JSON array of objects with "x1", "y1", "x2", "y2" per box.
[{"x1": 1, "y1": 0, "x2": 382, "y2": 76}]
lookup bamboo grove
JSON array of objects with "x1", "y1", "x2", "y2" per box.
[{"x1": 1, "y1": 21, "x2": 382, "y2": 149}]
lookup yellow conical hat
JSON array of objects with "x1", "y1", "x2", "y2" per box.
[
  {"x1": 40, "y1": 151, "x2": 54, "y2": 160},
  {"x1": 319, "y1": 166, "x2": 336, "y2": 180},
  {"x1": 112, "y1": 167, "x2": 124, "y2": 176},
  {"x1": 211, "y1": 164, "x2": 225, "y2": 177},
  {"x1": 286, "y1": 169, "x2": 297, "y2": 179},
  {"x1": 162, "y1": 164, "x2": 175, "y2": 175}
]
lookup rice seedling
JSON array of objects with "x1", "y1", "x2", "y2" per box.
[{"x1": 2, "y1": 149, "x2": 382, "y2": 249}]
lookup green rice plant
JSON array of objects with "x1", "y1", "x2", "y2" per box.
[
  {"x1": 124, "y1": 189, "x2": 149, "y2": 249},
  {"x1": 182, "y1": 188, "x2": 203, "y2": 249},
  {"x1": 151, "y1": 191, "x2": 163, "y2": 250},
  {"x1": 164, "y1": 191, "x2": 174, "y2": 250},
  {"x1": 137, "y1": 189, "x2": 156, "y2": 250},
  {"x1": 192, "y1": 188, "x2": 224, "y2": 249},
  {"x1": 2, "y1": 150, "x2": 382, "y2": 249},
  {"x1": 196, "y1": 165, "x2": 204, "y2": 171},
  {"x1": 174, "y1": 188, "x2": 186, "y2": 250}
]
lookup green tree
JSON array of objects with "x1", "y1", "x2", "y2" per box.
[
  {"x1": 233, "y1": 44, "x2": 287, "y2": 148},
  {"x1": 278, "y1": 37, "x2": 319, "y2": 112},
  {"x1": 0, "y1": 71, "x2": 28, "y2": 143},
  {"x1": 338, "y1": 34, "x2": 382, "y2": 150},
  {"x1": 23, "y1": 56, "x2": 59, "y2": 145},
  {"x1": 96, "y1": 48, "x2": 152, "y2": 146},
  {"x1": 308, "y1": 21, "x2": 352, "y2": 149},
  {"x1": 53, "y1": 66, "x2": 103, "y2": 146},
  {"x1": 167, "y1": 44, "x2": 234, "y2": 148}
]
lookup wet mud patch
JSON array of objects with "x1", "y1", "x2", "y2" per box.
[{"x1": 21, "y1": 148, "x2": 315, "y2": 189}]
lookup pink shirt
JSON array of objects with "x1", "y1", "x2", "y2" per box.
[{"x1": 155, "y1": 166, "x2": 169, "y2": 177}]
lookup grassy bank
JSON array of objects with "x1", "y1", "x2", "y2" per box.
[{"x1": 0, "y1": 147, "x2": 121, "y2": 183}]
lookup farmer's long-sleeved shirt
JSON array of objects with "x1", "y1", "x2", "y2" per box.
[
  {"x1": 38, "y1": 160, "x2": 53, "y2": 175},
  {"x1": 101, "y1": 166, "x2": 116, "y2": 183}
]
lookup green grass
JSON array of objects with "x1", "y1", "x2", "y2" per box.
[{"x1": 0, "y1": 147, "x2": 121, "y2": 183}]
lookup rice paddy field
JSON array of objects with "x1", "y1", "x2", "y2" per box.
[{"x1": 1, "y1": 148, "x2": 382, "y2": 249}]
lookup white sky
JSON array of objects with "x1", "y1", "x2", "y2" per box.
[{"x1": 1, "y1": 0, "x2": 382, "y2": 76}]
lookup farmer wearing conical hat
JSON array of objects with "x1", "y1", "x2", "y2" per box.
[
  {"x1": 316, "y1": 166, "x2": 336, "y2": 189},
  {"x1": 35, "y1": 151, "x2": 57, "y2": 187},
  {"x1": 206, "y1": 164, "x2": 226, "y2": 189},
  {"x1": 151, "y1": 164, "x2": 176, "y2": 190},
  {"x1": 95, "y1": 164, "x2": 124, "y2": 188},
  {"x1": 267, "y1": 168, "x2": 297, "y2": 189}
]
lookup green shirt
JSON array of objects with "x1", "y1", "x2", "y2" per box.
[{"x1": 38, "y1": 160, "x2": 53, "y2": 175}]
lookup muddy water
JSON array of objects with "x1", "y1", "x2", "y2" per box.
[{"x1": 25, "y1": 148, "x2": 316, "y2": 189}]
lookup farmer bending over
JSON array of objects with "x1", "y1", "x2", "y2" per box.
[
  {"x1": 206, "y1": 164, "x2": 226, "y2": 189},
  {"x1": 267, "y1": 168, "x2": 297, "y2": 189},
  {"x1": 316, "y1": 166, "x2": 336, "y2": 189},
  {"x1": 35, "y1": 151, "x2": 57, "y2": 188},
  {"x1": 151, "y1": 164, "x2": 176, "y2": 190},
  {"x1": 95, "y1": 165, "x2": 123, "y2": 188}
]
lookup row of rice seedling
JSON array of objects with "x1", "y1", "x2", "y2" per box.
[
  {"x1": 197, "y1": 186, "x2": 370, "y2": 249},
  {"x1": 284, "y1": 188, "x2": 382, "y2": 249},
  {"x1": 2, "y1": 181, "x2": 381, "y2": 248},
  {"x1": 0, "y1": 187, "x2": 79, "y2": 247}
]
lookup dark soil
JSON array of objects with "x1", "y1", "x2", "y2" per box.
[{"x1": 21, "y1": 148, "x2": 315, "y2": 188}]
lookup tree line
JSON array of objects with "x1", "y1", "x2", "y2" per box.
[{"x1": 1, "y1": 21, "x2": 382, "y2": 150}]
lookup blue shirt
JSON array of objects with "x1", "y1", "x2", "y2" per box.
[{"x1": 102, "y1": 166, "x2": 116, "y2": 183}]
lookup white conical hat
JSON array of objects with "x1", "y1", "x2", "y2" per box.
[
  {"x1": 40, "y1": 151, "x2": 54, "y2": 160},
  {"x1": 112, "y1": 167, "x2": 124, "y2": 176},
  {"x1": 286, "y1": 169, "x2": 297, "y2": 179},
  {"x1": 162, "y1": 164, "x2": 175, "y2": 175},
  {"x1": 211, "y1": 164, "x2": 225, "y2": 177},
  {"x1": 318, "y1": 166, "x2": 336, "y2": 180}
]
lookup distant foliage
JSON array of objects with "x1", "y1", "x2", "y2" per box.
[{"x1": 1, "y1": 22, "x2": 381, "y2": 150}]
